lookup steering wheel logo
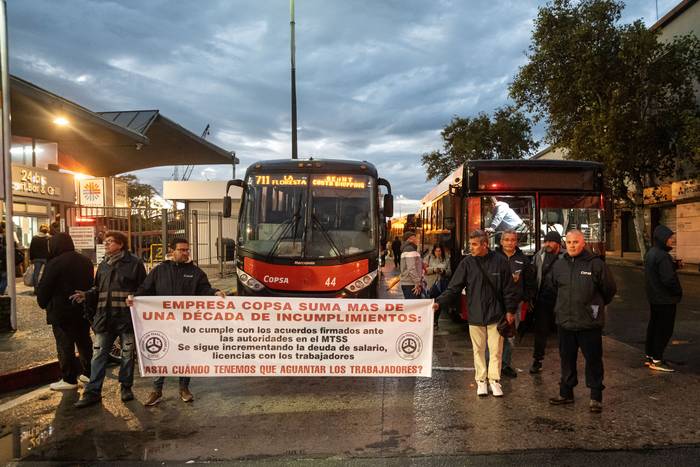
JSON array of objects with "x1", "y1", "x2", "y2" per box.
[
  {"x1": 396, "y1": 332, "x2": 422, "y2": 361},
  {"x1": 140, "y1": 331, "x2": 169, "y2": 360}
]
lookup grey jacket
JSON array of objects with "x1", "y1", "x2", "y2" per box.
[{"x1": 400, "y1": 241, "x2": 423, "y2": 287}]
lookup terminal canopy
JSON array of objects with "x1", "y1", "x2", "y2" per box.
[{"x1": 10, "y1": 76, "x2": 237, "y2": 176}]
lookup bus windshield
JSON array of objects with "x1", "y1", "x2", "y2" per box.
[{"x1": 238, "y1": 173, "x2": 376, "y2": 259}]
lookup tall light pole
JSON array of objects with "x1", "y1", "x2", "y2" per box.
[
  {"x1": 290, "y1": 0, "x2": 298, "y2": 159},
  {"x1": 0, "y1": 0, "x2": 16, "y2": 330}
]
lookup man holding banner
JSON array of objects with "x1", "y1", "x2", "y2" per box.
[{"x1": 130, "y1": 238, "x2": 225, "y2": 406}]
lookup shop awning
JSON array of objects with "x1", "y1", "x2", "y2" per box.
[{"x1": 10, "y1": 76, "x2": 237, "y2": 176}]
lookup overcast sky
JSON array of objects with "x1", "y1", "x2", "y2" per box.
[{"x1": 7, "y1": 0, "x2": 678, "y2": 213}]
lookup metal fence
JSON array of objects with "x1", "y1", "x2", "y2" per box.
[{"x1": 65, "y1": 206, "x2": 237, "y2": 278}]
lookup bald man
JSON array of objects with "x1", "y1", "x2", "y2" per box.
[{"x1": 549, "y1": 230, "x2": 616, "y2": 413}]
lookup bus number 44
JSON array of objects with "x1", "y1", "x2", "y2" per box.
[{"x1": 324, "y1": 277, "x2": 337, "y2": 287}]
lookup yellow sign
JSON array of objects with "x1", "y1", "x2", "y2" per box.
[
  {"x1": 312, "y1": 176, "x2": 366, "y2": 189},
  {"x1": 254, "y1": 175, "x2": 307, "y2": 186},
  {"x1": 150, "y1": 243, "x2": 164, "y2": 267}
]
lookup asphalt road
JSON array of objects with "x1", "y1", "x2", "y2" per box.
[{"x1": 605, "y1": 265, "x2": 700, "y2": 373}]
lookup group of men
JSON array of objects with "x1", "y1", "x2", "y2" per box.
[
  {"x1": 35, "y1": 230, "x2": 225, "y2": 408},
  {"x1": 398, "y1": 223, "x2": 684, "y2": 412}
]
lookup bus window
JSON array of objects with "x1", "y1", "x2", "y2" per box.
[
  {"x1": 540, "y1": 195, "x2": 604, "y2": 253},
  {"x1": 480, "y1": 195, "x2": 536, "y2": 254}
]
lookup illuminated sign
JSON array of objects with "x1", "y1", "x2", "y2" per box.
[
  {"x1": 254, "y1": 175, "x2": 308, "y2": 186},
  {"x1": 12, "y1": 169, "x2": 61, "y2": 197},
  {"x1": 312, "y1": 176, "x2": 366, "y2": 189},
  {"x1": 79, "y1": 178, "x2": 105, "y2": 206}
]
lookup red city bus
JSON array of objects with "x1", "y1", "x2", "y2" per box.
[
  {"x1": 223, "y1": 159, "x2": 393, "y2": 298},
  {"x1": 416, "y1": 159, "x2": 607, "y2": 320}
]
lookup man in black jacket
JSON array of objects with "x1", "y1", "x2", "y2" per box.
[
  {"x1": 391, "y1": 236, "x2": 402, "y2": 269},
  {"x1": 549, "y1": 230, "x2": 616, "y2": 413},
  {"x1": 529, "y1": 230, "x2": 564, "y2": 374},
  {"x1": 435, "y1": 230, "x2": 519, "y2": 397},
  {"x1": 495, "y1": 230, "x2": 536, "y2": 378},
  {"x1": 644, "y1": 225, "x2": 683, "y2": 372},
  {"x1": 132, "y1": 238, "x2": 225, "y2": 406},
  {"x1": 71, "y1": 231, "x2": 147, "y2": 408},
  {"x1": 36, "y1": 233, "x2": 94, "y2": 390}
]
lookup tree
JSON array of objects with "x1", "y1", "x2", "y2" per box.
[
  {"x1": 510, "y1": 0, "x2": 700, "y2": 257},
  {"x1": 421, "y1": 107, "x2": 535, "y2": 182},
  {"x1": 116, "y1": 174, "x2": 159, "y2": 210}
]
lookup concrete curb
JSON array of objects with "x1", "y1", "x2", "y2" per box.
[
  {"x1": 606, "y1": 257, "x2": 700, "y2": 276},
  {"x1": 0, "y1": 361, "x2": 60, "y2": 394}
]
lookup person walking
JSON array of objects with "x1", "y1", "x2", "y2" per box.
[
  {"x1": 495, "y1": 230, "x2": 536, "y2": 378},
  {"x1": 425, "y1": 244, "x2": 451, "y2": 327},
  {"x1": 529, "y1": 231, "x2": 564, "y2": 374},
  {"x1": 391, "y1": 236, "x2": 402, "y2": 270},
  {"x1": 399, "y1": 231, "x2": 424, "y2": 299},
  {"x1": 36, "y1": 233, "x2": 94, "y2": 391},
  {"x1": 131, "y1": 238, "x2": 226, "y2": 406},
  {"x1": 644, "y1": 225, "x2": 683, "y2": 372},
  {"x1": 435, "y1": 230, "x2": 519, "y2": 397},
  {"x1": 549, "y1": 230, "x2": 616, "y2": 413},
  {"x1": 29, "y1": 224, "x2": 51, "y2": 291},
  {"x1": 71, "y1": 231, "x2": 147, "y2": 408}
]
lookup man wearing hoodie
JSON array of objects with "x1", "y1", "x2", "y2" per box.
[
  {"x1": 400, "y1": 231, "x2": 424, "y2": 299},
  {"x1": 549, "y1": 230, "x2": 616, "y2": 413},
  {"x1": 36, "y1": 233, "x2": 94, "y2": 390},
  {"x1": 131, "y1": 238, "x2": 226, "y2": 406},
  {"x1": 644, "y1": 225, "x2": 683, "y2": 372}
]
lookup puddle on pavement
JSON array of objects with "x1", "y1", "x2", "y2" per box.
[{"x1": 0, "y1": 423, "x2": 53, "y2": 462}]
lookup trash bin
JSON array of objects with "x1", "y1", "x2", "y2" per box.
[{"x1": 217, "y1": 238, "x2": 236, "y2": 261}]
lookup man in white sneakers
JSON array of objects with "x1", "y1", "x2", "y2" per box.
[{"x1": 434, "y1": 230, "x2": 519, "y2": 397}]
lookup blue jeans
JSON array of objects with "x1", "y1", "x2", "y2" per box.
[
  {"x1": 83, "y1": 330, "x2": 135, "y2": 396},
  {"x1": 153, "y1": 377, "x2": 191, "y2": 391},
  {"x1": 502, "y1": 337, "x2": 514, "y2": 367},
  {"x1": 32, "y1": 259, "x2": 46, "y2": 287}
]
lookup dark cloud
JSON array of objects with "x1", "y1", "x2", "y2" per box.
[{"x1": 7, "y1": 0, "x2": 677, "y2": 201}]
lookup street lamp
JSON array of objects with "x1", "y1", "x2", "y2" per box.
[{"x1": 53, "y1": 116, "x2": 69, "y2": 126}]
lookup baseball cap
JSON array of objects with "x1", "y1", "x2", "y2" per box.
[{"x1": 403, "y1": 231, "x2": 416, "y2": 241}]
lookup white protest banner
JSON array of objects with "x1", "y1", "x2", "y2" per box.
[{"x1": 131, "y1": 296, "x2": 433, "y2": 377}]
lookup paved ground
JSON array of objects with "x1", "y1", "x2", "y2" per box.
[{"x1": 0, "y1": 262, "x2": 698, "y2": 463}]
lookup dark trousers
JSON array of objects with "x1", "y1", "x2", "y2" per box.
[
  {"x1": 393, "y1": 251, "x2": 401, "y2": 269},
  {"x1": 558, "y1": 327, "x2": 604, "y2": 402},
  {"x1": 52, "y1": 320, "x2": 93, "y2": 384},
  {"x1": 532, "y1": 301, "x2": 555, "y2": 361},
  {"x1": 645, "y1": 304, "x2": 677, "y2": 360},
  {"x1": 401, "y1": 285, "x2": 421, "y2": 299}
]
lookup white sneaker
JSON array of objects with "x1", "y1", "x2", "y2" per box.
[
  {"x1": 78, "y1": 375, "x2": 90, "y2": 385},
  {"x1": 490, "y1": 380, "x2": 503, "y2": 397},
  {"x1": 49, "y1": 380, "x2": 78, "y2": 391},
  {"x1": 477, "y1": 381, "x2": 489, "y2": 397}
]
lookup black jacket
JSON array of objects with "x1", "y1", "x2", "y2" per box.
[
  {"x1": 533, "y1": 248, "x2": 563, "y2": 306},
  {"x1": 437, "y1": 250, "x2": 520, "y2": 326},
  {"x1": 552, "y1": 249, "x2": 617, "y2": 331},
  {"x1": 36, "y1": 233, "x2": 94, "y2": 325},
  {"x1": 644, "y1": 225, "x2": 682, "y2": 305},
  {"x1": 495, "y1": 246, "x2": 537, "y2": 303},
  {"x1": 391, "y1": 239, "x2": 402, "y2": 255},
  {"x1": 86, "y1": 251, "x2": 147, "y2": 333},
  {"x1": 29, "y1": 233, "x2": 50, "y2": 261},
  {"x1": 135, "y1": 260, "x2": 219, "y2": 297}
]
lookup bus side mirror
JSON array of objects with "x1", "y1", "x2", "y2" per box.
[
  {"x1": 223, "y1": 196, "x2": 233, "y2": 218},
  {"x1": 223, "y1": 179, "x2": 246, "y2": 218},
  {"x1": 383, "y1": 194, "x2": 394, "y2": 218}
]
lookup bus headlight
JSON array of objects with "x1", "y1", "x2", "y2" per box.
[
  {"x1": 345, "y1": 270, "x2": 377, "y2": 294},
  {"x1": 236, "y1": 268, "x2": 264, "y2": 291}
]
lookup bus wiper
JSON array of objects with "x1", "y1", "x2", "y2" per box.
[
  {"x1": 311, "y1": 214, "x2": 344, "y2": 259},
  {"x1": 267, "y1": 197, "x2": 304, "y2": 258}
]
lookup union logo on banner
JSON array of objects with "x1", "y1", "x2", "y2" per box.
[{"x1": 79, "y1": 178, "x2": 105, "y2": 207}]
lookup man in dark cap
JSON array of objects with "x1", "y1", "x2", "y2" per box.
[
  {"x1": 529, "y1": 230, "x2": 564, "y2": 374},
  {"x1": 644, "y1": 225, "x2": 683, "y2": 372},
  {"x1": 399, "y1": 231, "x2": 424, "y2": 299}
]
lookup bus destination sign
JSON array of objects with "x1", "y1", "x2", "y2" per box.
[
  {"x1": 312, "y1": 176, "x2": 366, "y2": 189},
  {"x1": 254, "y1": 175, "x2": 308, "y2": 186}
]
